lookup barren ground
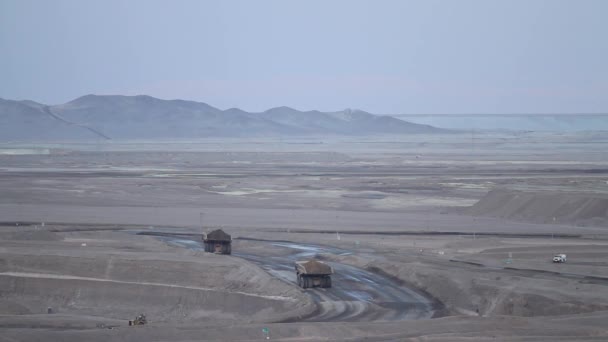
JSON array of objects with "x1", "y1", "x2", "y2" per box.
[{"x1": 1, "y1": 132, "x2": 608, "y2": 341}]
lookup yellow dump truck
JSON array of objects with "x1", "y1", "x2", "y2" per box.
[{"x1": 295, "y1": 259, "x2": 333, "y2": 288}]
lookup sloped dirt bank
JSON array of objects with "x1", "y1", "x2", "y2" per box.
[
  {"x1": 328, "y1": 253, "x2": 608, "y2": 318},
  {"x1": 465, "y1": 188, "x2": 608, "y2": 227},
  {"x1": 0, "y1": 229, "x2": 314, "y2": 325}
]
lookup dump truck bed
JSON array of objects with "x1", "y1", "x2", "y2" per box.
[
  {"x1": 204, "y1": 229, "x2": 232, "y2": 242},
  {"x1": 295, "y1": 260, "x2": 333, "y2": 275}
]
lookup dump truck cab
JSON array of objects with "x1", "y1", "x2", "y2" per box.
[{"x1": 295, "y1": 259, "x2": 333, "y2": 289}]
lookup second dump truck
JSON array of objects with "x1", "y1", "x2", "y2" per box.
[
  {"x1": 295, "y1": 259, "x2": 333, "y2": 289},
  {"x1": 203, "y1": 229, "x2": 232, "y2": 255}
]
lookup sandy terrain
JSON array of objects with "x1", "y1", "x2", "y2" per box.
[{"x1": 1, "y1": 132, "x2": 608, "y2": 341}]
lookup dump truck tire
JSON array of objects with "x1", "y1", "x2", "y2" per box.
[{"x1": 299, "y1": 275, "x2": 304, "y2": 288}]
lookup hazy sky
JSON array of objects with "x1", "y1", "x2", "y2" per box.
[{"x1": 1, "y1": 0, "x2": 607, "y2": 113}]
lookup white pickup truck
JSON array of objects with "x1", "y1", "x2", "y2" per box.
[{"x1": 552, "y1": 254, "x2": 567, "y2": 263}]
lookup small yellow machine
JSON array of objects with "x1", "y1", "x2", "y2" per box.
[{"x1": 129, "y1": 313, "x2": 147, "y2": 326}]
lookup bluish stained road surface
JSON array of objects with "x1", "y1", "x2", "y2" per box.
[{"x1": 142, "y1": 232, "x2": 437, "y2": 322}]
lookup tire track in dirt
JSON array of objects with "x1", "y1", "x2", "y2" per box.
[{"x1": 148, "y1": 233, "x2": 437, "y2": 322}]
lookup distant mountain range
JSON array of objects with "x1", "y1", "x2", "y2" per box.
[
  {"x1": 393, "y1": 114, "x2": 608, "y2": 132},
  {"x1": 0, "y1": 95, "x2": 446, "y2": 141}
]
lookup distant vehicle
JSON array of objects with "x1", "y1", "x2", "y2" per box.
[
  {"x1": 553, "y1": 254, "x2": 567, "y2": 263},
  {"x1": 129, "y1": 313, "x2": 147, "y2": 326},
  {"x1": 295, "y1": 259, "x2": 333, "y2": 288}
]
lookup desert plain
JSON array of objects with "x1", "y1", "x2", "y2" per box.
[{"x1": 1, "y1": 132, "x2": 608, "y2": 341}]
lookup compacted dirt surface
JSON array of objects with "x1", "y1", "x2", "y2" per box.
[
  {"x1": 152, "y1": 233, "x2": 438, "y2": 322},
  {"x1": 1, "y1": 133, "x2": 608, "y2": 341},
  {"x1": 236, "y1": 240, "x2": 437, "y2": 322}
]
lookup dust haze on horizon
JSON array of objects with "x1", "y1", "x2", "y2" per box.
[{"x1": 1, "y1": 0, "x2": 607, "y2": 114}]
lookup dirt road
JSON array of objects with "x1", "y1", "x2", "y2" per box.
[{"x1": 149, "y1": 233, "x2": 437, "y2": 322}]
